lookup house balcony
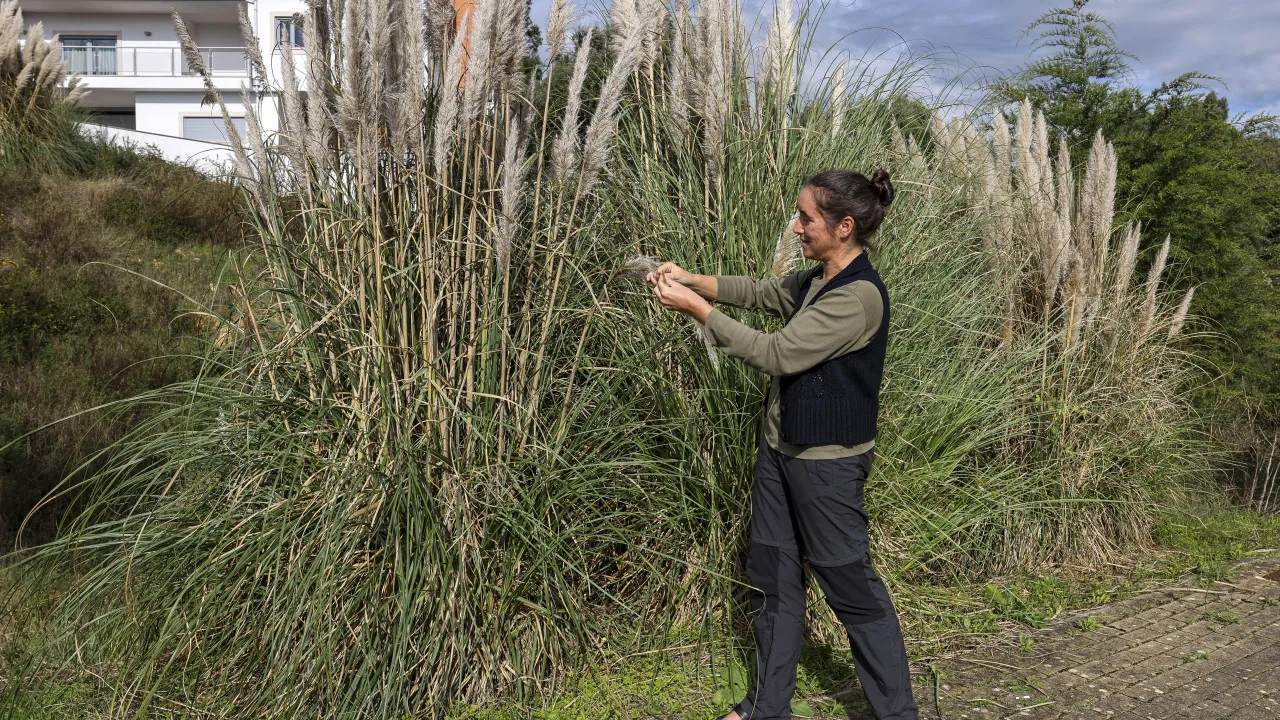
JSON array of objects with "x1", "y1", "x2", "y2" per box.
[{"x1": 62, "y1": 45, "x2": 249, "y2": 78}]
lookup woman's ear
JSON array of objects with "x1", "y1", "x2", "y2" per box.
[{"x1": 841, "y1": 217, "x2": 856, "y2": 242}]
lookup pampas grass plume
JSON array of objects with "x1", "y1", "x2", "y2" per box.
[
  {"x1": 461, "y1": 0, "x2": 497, "y2": 122},
  {"x1": 1140, "y1": 234, "x2": 1171, "y2": 331},
  {"x1": 762, "y1": 0, "x2": 795, "y2": 98},
  {"x1": 498, "y1": 118, "x2": 528, "y2": 273},
  {"x1": 433, "y1": 25, "x2": 467, "y2": 176},
  {"x1": 619, "y1": 254, "x2": 662, "y2": 280},
  {"x1": 771, "y1": 214, "x2": 801, "y2": 278},
  {"x1": 609, "y1": 0, "x2": 640, "y2": 53},
  {"x1": 1111, "y1": 221, "x2": 1141, "y2": 311},
  {"x1": 238, "y1": 4, "x2": 269, "y2": 81},
  {"x1": 546, "y1": 0, "x2": 571, "y2": 64},
  {"x1": 551, "y1": 28, "x2": 593, "y2": 181},
  {"x1": 580, "y1": 24, "x2": 643, "y2": 190},
  {"x1": 1168, "y1": 286, "x2": 1195, "y2": 339},
  {"x1": 666, "y1": 0, "x2": 691, "y2": 134},
  {"x1": 830, "y1": 62, "x2": 846, "y2": 135}
]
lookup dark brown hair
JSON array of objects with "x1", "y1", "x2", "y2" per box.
[{"x1": 804, "y1": 168, "x2": 895, "y2": 249}]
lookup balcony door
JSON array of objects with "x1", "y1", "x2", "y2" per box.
[{"x1": 62, "y1": 36, "x2": 118, "y2": 76}]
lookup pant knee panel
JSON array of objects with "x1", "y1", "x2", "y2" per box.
[{"x1": 812, "y1": 560, "x2": 887, "y2": 624}]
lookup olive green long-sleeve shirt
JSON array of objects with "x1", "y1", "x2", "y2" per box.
[{"x1": 702, "y1": 272, "x2": 883, "y2": 459}]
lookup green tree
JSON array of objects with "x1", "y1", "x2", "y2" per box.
[
  {"x1": 1101, "y1": 88, "x2": 1280, "y2": 409},
  {"x1": 996, "y1": 0, "x2": 1137, "y2": 142},
  {"x1": 998, "y1": 0, "x2": 1280, "y2": 421}
]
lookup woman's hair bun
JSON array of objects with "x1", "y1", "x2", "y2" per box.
[{"x1": 870, "y1": 168, "x2": 895, "y2": 207}]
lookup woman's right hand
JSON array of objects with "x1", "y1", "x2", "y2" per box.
[{"x1": 646, "y1": 262, "x2": 693, "y2": 288}]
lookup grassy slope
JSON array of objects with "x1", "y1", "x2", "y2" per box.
[{"x1": 0, "y1": 142, "x2": 243, "y2": 548}]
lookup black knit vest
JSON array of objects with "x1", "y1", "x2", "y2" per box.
[{"x1": 776, "y1": 253, "x2": 889, "y2": 445}]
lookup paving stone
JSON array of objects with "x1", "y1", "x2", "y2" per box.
[{"x1": 908, "y1": 555, "x2": 1280, "y2": 720}]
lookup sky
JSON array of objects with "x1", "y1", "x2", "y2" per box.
[{"x1": 529, "y1": 0, "x2": 1280, "y2": 118}]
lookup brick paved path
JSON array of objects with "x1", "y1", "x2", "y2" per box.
[{"x1": 911, "y1": 553, "x2": 1280, "y2": 720}]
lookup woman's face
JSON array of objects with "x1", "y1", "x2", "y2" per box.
[{"x1": 793, "y1": 187, "x2": 856, "y2": 263}]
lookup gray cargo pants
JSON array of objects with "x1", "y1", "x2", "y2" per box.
[{"x1": 732, "y1": 434, "x2": 917, "y2": 720}]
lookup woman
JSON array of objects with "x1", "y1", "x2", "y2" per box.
[{"x1": 647, "y1": 169, "x2": 917, "y2": 720}]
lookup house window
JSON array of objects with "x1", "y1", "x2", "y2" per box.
[
  {"x1": 61, "y1": 36, "x2": 118, "y2": 75},
  {"x1": 275, "y1": 18, "x2": 304, "y2": 47},
  {"x1": 183, "y1": 116, "x2": 249, "y2": 145}
]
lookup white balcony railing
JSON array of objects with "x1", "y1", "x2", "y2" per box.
[{"x1": 61, "y1": 46, "x2": 249, "y2": 77}]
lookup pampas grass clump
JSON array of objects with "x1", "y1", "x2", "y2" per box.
[{"x1": 0, "y1": 0, "x2": 92, "y2": 169}]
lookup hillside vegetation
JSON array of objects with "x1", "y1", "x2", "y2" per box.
[{"x1": 0, "y1": 144, "x2": 243, "y2": 545}]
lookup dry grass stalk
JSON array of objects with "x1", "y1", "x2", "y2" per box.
[{"x1": 1063, "y1": 247, "x2": 1086, "y2": 351}]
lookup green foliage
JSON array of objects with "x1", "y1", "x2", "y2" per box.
[
  {"x1": 1150, "y1": 499, "x2": 1280, "y2": 582},
  {"x1": 999, "y1": 0, "x2": 1280, "y2": 458},
  {"x1": 994, "y1": 0, "x2": 1137, "y2": 142},
  {"x1": 1100, "y1": 89, "x2": 1280, "y2": 410}
]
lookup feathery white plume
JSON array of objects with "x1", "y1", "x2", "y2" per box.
[
  {"x1": 551, "y1": 28, "x2": 593, "y2": 181},
  {"x1": 433, "y1": 24, "x2": 468, "y2": 175},
  {"x1": 771, "y1": 214, "x2": 801, "y2": 278},
  {"x1": 1168, "y1": 286, "x2": 1195, "y2": 339},
  {"x1": 546, "y1": 0, "x2": 572, "y2": 64},
  {"x1": 580, "y1": 24, "x2": 644, "y2": 190},
  {"x1": 497, "y1": 118, "x2": 528, "y2": 273},
  {"x1": 830, "y1": 62, "x2": 847, "y2": 135}
]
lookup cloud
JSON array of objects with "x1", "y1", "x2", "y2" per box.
[{"x1": 527, "y1": 0, "x2": 1279, "y2": 116}]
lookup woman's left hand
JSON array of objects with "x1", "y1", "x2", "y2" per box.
[{"x1": 653, "y1": 276, "x2": 712, "y2": 323}]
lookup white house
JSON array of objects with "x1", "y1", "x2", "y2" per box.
[{"x1": 21, "y1": 0, "x2": 307, "y2": 171}]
